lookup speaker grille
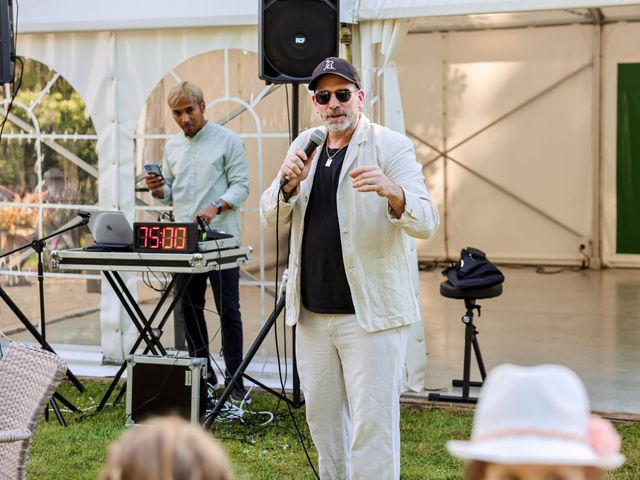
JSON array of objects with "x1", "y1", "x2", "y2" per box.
[{"x1": 260, "y1": 0, "x2": 339, "y2": 83}]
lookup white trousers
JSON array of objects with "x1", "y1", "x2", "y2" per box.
[{"x1": 297, "y1": 307, "x2": 408, "y2": 480}]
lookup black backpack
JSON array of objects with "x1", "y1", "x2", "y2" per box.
[{"x1": 442, "y1": 247, "x2": 504, "y2": 289}]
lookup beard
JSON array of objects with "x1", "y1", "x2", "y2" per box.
[{"x1": 321, "y1": 107, "x2": 359, "y2": 134}]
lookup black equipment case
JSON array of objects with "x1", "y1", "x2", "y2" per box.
[{"x1": 125, "y1": 354, "x2": 207, "y2": 426}]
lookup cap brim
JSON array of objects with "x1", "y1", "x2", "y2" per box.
[
  {"x1": 446, "y1": 437, "x2": 624, "y2": 470},
  {"x1": 308, "y1": 72, "x2": 360, "y2": 91}
]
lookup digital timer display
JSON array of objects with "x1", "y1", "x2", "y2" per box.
[{"x1": 133, "y1": 222, "x2": 199, "y2": 253}]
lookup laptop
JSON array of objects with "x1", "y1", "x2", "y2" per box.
[{"x1": 87, "y1": 211, "x2": 134, "y2": 248}]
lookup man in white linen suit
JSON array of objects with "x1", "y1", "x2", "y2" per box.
[{"x1": 260, "y1": 57, "x2": 439, "y2": 480}]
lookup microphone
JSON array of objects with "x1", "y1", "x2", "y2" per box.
[
  {"x1": 77, "y1": 210, "x2": 91, "y2": 225},
  {"x1": 280, "y1": 128, "x2": 326, "y2": 189}
]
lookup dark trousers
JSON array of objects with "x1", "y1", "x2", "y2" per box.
[{"x1": 179, "y1": 267, "x2": 243, "y2": 386}]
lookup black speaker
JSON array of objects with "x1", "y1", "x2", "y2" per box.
[
  {"x1": 0, "y1": 0, "x2": 14, "y2": 84},
  {"x1": 259, "y1": 0, "x2": 339, "y2": 84}
]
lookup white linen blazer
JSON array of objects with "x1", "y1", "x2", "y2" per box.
[{"x1": 260, "y1": 114, "x2": 439, "y2": 332}]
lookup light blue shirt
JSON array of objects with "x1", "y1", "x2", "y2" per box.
[{"x1": 158, "y1": 121, "x2": 249, "y2": 237}]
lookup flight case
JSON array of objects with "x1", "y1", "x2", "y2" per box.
[{"x1": 125, "y1": 354, "x2": 207, "y2": 426}]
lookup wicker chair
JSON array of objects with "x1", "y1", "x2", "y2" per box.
[{"x1": 0, "y1": 342, "x2": 67, "y2": 480}]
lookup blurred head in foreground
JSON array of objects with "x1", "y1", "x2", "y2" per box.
[{"x1": 99, "y1": 416, "x2": 232, "y2": 480}]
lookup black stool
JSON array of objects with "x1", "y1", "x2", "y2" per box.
[{"x1": 428, "y1": 281, "x2": 503, "y2": 404}]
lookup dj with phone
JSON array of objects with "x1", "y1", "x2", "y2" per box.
[{"x1": 144, "y1": 81, "x2": 250, "y2": 404}]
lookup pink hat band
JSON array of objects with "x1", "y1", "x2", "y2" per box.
[{"x1": 472, "y1": 427, "x2": 588, "y2": 446}]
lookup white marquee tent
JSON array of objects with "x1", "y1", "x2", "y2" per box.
[{"x1": 7, "y1": 0, "x2": 640, "y2": 387}]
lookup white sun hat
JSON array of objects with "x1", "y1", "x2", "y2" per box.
[{"x1": 446, "y1": 364, "x2": 624, "y2": 469}]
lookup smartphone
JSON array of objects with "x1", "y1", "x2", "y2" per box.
[{"x1": 144, "y1": 163, "x2": 163, "y2": 178}]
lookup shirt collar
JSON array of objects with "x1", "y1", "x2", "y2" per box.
[{"x1": 183, "y1": 120, "x2": 210, "y2": 142}]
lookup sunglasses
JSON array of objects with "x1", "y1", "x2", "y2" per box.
[{"x1": 314, "y1": 89, "x2": 358, "y2": 105}]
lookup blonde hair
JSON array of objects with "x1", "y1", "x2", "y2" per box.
[
  {"x1": 463, "y1": 461, "x2": 605, "y2": 480},
  {"x1": 167, "y1": 81, "x2": 205, "y2": 108},
  {"x1": 99, "y1": 416, "x2": 232, "y2": 480}
]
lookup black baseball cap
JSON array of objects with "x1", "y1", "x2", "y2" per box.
[{"x1": 307, "y1": 57, "x2": 361, "y2": 91}]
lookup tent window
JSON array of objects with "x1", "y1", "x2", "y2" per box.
[
  {"x1": 616, "y1": 63, "x2": 640, "y2": 254},
  {"x1": 0, "y1": 58, "x2": 98, "y2": 273}
]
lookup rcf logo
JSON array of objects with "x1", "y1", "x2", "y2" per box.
[{"x1": 323, "y1": 59, "x2": 335, "y2": 70}]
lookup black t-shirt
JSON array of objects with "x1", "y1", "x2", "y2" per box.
[{"x1": 300, "y1": 143, "x2": 355, "y2": 314}]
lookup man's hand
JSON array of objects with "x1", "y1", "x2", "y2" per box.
[
  {"x1": 145, "y1": 173, "x2": 165, "y2": 198},
  {"x1": 279, "y1": 148, "x2": 317, "y2": 195},
  {"x1": 194, "y1": 204, "x2": 218, "y2": 225},
  {"x1": 350, "y1": 165, "x2": 406, "y2": 218}
]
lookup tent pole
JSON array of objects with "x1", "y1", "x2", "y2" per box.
[{"x1": 591, "y1": 11, "x2": 604, "y2": 269}]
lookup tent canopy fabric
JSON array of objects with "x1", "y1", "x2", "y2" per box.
[
  {"x1": 19, "y1": 0, "x2": 260, "y2": 32},
  {"x1": 19, "y1": 0, "x2": 640, "y2": 33},
  {"x1": 354, "y1": 0, "x2": 640, "y2": 20}
]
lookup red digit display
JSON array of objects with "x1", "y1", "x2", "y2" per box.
[
  {"x1": 133, "y1": 222, "x2": 198, "y2": 253},
  {"x1": 137, "y1": 225, "x2": 149, "y2": 248},
  {"x1": 175, "y1": 227, "x2": 186, "y2": 250},
  {"x1": 149, "y1": 226, "x2": 160, "y2": 249},
  {"x1": 162, "y1": 227, "x2": 174, "y2": 249}
]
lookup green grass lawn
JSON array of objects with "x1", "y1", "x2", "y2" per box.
[{"x1": 27, "y1": 380, "x2": 640, "y2": 479}]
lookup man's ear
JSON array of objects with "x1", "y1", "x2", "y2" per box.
[{"x1": 200, "y1": 100, "x2": 206, "y2": 113}]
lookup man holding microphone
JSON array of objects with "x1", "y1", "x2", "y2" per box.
[{"x1": 260, "y1": 58, "x2": 439, "y2": 479}]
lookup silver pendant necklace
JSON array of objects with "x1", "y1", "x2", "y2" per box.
[{"x1": 324, "y1": 143, "x2": 346, "y2": 167}]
